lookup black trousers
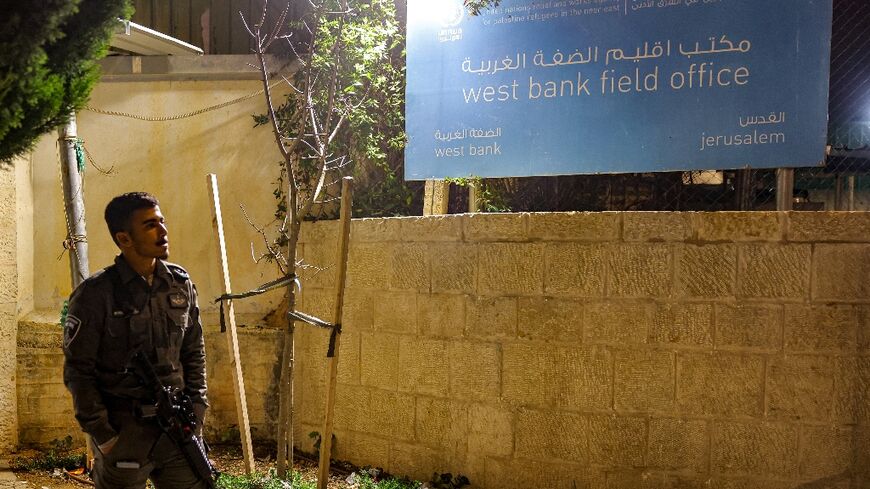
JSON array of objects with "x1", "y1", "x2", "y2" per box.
[{"x1": 92, "y1": 410, "x2": 208, "y2": 489}]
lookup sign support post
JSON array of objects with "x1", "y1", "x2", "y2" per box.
[
  {"x1": 423, "y1": 180, "x2": 449, "y2": 215},
  {"x1": 776, "y1": 168, "x2": 794, "y2": 211}
]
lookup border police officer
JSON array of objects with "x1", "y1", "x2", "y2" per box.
[{"x1": 63, "y1": 192, "x2": 209, "y2": 489}]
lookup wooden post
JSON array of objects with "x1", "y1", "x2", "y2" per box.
[
  {"x1": 206, "y1": 174, "x2": 256, "y2": 475},
  {"x1": 423, "y1": 179, "x2": 449, "y2": 215},
  {"x1": 776, "y1": 168, "x2": 794, "y2": 211},
  {"x1": 317, "y1": 177, "x2": 354, "y2": 489}
]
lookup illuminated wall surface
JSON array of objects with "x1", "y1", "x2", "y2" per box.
[{"x1": 405, "y1": 0, "x2": 833, "y2": 179}]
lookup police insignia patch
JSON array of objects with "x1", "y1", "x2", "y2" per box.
[
  {"x1": 63, "y1": 315, "x2": 82, "y2": 349},
  {"x1": 168, "y1": 293, "x2": 188, "y2": 308}
]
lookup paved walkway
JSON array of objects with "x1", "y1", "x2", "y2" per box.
[{"x1": 0, "y1": 470, "x2": 20, "y2": 488}]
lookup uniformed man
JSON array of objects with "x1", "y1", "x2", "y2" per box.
[{"x1": 63, "y1": 192, "x2": 209, "y2": 489}]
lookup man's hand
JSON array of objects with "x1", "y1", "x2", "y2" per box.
[{"x1": 98, "y1": 435, "x2": 118, "y2": 454}]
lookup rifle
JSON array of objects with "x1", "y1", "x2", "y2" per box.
[{"x1": 131, "y1": 350, "x2": 219, "y2": 488}]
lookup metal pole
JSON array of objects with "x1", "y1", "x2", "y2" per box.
[
  {"x1": 58, "y1": 113, "x2": 89, "y2": 286},
  {"x1": 734, "y1": 169, "x2": 751, "y2": 211},
  {"x1": 835, "y1": 174, "x2": 844, "y2": 210},
  {"x1": 776, "y1": 168, "x2": 794, "y2": 211},
  {"x1": 58, "y1": 113, "x2": 91, "y2": 469},
  {"x1": 847, "y1": 175, "x2": 856, "y2": 211}
]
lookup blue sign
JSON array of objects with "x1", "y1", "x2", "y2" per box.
[{"x1": 405, "y1": 0, "x2": 832, "y2": 180}]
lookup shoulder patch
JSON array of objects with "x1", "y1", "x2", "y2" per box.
[
  {"x1": 168, "y1": 292, "x2": 189, "y2": 308},
  {"x1": 63, "y1": 315, "x2": 82, "y2": 350},
  {"x1": 166, "y1": 263, "x2": 189, "y2": 281}
]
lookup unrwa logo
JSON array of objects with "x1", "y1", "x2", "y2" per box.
[
  {"x1": 439, "y1": 1, "x2": 465, "y2": 28},
  {"x1": 436, "y1": 1, "x2": 465, "y2": 43}
]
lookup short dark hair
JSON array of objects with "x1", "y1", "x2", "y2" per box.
[{"x1": 104, "y1": 192, "x2": 160, "y2": 246}]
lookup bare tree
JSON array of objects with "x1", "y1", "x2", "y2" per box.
[{"x1": 241, "y1": 0, "x2": 398, "y2": 476}]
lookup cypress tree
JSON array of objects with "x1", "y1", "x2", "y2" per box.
[{"x1": 0, "y1": 0, "x2": 132, "y2": 163}]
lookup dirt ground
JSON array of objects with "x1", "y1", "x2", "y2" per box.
[{"x1": 9, "y1": 445, "x2": 358, "y2": 488}]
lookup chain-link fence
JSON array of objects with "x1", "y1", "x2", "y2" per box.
[{"x1": 437, "y1": 0, "x2": 870, "y2": 214}]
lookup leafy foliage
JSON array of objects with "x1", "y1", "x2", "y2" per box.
[
  {"x1": 0, "y1": 0, "x2": 132, "y2": 163},
  {"x1": 215, "y1": 467, "x2": 429, "y2": 489},
  {"x1": 217, "y1": 468, "x2": 312, "y2": 489},
  {"x1": 444, "y1": 176, "x2": 511, "y2": 212},
  {"x1": 249, "y1": 0, "x2": 415, "y2": 472},
  {"x1": 354, "y1": 469, "x2": 420, "y2": 489},
  {"x1": 307, "y1": 430, "x2": 336, "y2": 457},
  {"x1": 258, "y1": 0, "x2": 414, "y2": 219},
  {"x1": 464, "y1": 0, "x2": 502, "y2": 16},
  {"x1": 11, "y1": 436, "x2": 84, "y2": 471}
]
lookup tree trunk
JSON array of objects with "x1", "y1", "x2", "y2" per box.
[{"x1": 277, "y1": 183, "x2": 301, "y2": 477}]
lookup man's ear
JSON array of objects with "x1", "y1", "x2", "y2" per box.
[{"x1": 115, "y1": 231, "x2": 132, "y2": 248}]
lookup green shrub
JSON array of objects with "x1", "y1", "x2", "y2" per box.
[
  {"x1": 217, "y1": 468, "x2": 313, "y2": 489},
  {"x1": 0, "y1": 0, "x2": 132, "y2": 163},
  {"x1": 11, "y1": 436, "x2": 84, "y2": 472}
]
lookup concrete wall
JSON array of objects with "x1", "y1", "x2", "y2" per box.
[{"x1": 14, "y1": 211, "x2": 870, "y2": 488}]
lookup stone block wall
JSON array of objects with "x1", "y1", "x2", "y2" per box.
[
  {"x1": 16, "y1": 314, "x2": 79, "y2": 446},
  {"x1": 292, "y1": 212, "x2": 870, "y2": 488},
  {"x1": 16, "y1": 313, "x2": 283, "y2": 447},
  {"x1": 14, "y1": 211, "x2": 870, "y2": 488},
  {"x1": 0, "y1": 165, "x2": 18, "y2": 453}
]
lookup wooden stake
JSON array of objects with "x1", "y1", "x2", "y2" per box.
[
  {"x1": 317, "y1": 177, "x2": 354, "y2": 489},
  {"x1": 206, "y1": 174, "x2": 256, "y2": 475}
]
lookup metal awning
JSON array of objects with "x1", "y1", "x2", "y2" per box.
[{"x1": 110, "y1": 20, "x2": 203, "y2": 56}]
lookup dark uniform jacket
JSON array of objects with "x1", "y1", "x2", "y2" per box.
[{"x1": 63, "y1": 256, "x2": 208, "y2": 446}]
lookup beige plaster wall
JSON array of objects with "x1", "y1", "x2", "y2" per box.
[
  {"x1": 28, "y1": 79, "x2": 290, "y2": 317},
  {"x1": 15, "y1": 212, "x2": 870, "y2": 488}
]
